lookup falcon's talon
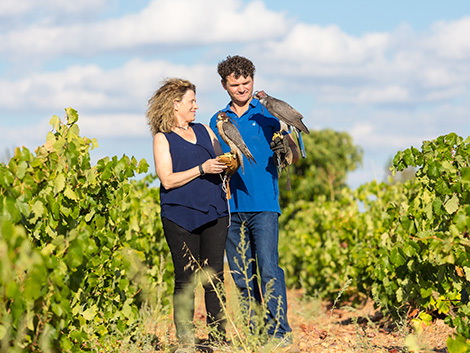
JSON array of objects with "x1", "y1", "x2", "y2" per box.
[{"x1": 272, "y1": 132, "x2": 283, "y2": 141}]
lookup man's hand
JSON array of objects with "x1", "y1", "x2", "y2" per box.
[
  {"x1": 270, "y1": 132, "x2": 287, "y2": 154},
  {"x1": 271, "y1": 132, "x2": 293, "y2": 170}
]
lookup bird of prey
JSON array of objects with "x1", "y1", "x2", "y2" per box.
[
  {"x1": 216, "y1": 111, "x2": 256, "y2": 173},
  {"x1": 254, "y1": 90, "x2": 309, "y2": 158}
]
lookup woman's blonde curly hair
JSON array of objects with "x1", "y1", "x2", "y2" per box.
[{"x1": 146, "y1": 78, "x2": 196, "y2": 135}]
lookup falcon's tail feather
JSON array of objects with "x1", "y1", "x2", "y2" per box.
[{"x1": 245, "y1": 153, "x2": 256, "y2": 166}]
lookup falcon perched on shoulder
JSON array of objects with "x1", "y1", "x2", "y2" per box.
[{"x1": 254, "y1": 90, "x2": 309, "y2": 158}]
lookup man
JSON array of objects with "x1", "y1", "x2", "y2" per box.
[{"x1": 209, "y1": 55, "x2": 300, "y2": 347}]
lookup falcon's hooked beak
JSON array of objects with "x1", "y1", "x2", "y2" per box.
[
  {"x1": 216, "y1": 111, "x2": 226, "y2": 121},
  {"x1": 253, "y1": 90, "x2": 265, "y2": 100}
]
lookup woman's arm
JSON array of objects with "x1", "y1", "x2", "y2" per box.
[
  {"x1": 153, "y1": 132, "x2": 226, "y2": 190},
  {"x1": 204, "y1": 124, "x2": 224, "y2": 156}
]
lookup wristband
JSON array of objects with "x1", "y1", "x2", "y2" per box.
[{"x1": 198, "y1": 164, "x2": 205, "y2": 176}]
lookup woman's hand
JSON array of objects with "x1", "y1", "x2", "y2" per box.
[{"x1": 201, "y1": 158, "x2": 227, "y2": 174}]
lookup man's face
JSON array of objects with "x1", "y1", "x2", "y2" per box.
[{"x1": 222, "y1": 74, "x2": 254, "y2": 106}]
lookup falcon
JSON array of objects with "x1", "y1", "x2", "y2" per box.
[
  {"x1": 216, "y1": 111, "x2": 256, "y2": 173},
  {"x1": 254, "y1": 90, "x2": 309, "y2": 158}
]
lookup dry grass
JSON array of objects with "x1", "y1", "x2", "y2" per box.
[{"x1": 146, "y1": 269, "x2": 454, "y2": 353}]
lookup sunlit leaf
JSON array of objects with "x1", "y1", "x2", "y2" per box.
[
  {"x1": 447, "y1": 334, "x2": 469, "y2": 353},
  {"x1": 54, "y1": 173, "x2": 66, "y2": 194},
  {"x1": 30, "y1": 200, "x2": 44, "y2": 222},
  {"x1": 444, "y1": 195, "x2": 459, "y2": 214},
  {"x1": 64, "y1": 186, "x2": 78, "y2": 200},
  {"x1": 65, "y1": 107, "x2": 79, "y2": 125},
  {"x1": 82, "y1": 307, "x2": 95, "y2": 321},
  {"x1": 49, "y1": 115, "x2": 61, "y2": 130}
]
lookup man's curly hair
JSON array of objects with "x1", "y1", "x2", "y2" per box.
[{"x1": 217, "y1": 55, "x2": 256, "y2": 82}]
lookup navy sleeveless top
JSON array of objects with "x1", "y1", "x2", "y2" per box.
[{"x1": 160, "y1": 123, "x2": 228, "y2": 232}]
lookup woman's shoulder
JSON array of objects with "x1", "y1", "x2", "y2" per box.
[
  {"x1": 197, "y1": 123, "x2": 215, "y2": 136},
  {"x1": 191, "y1": 122, "x2": 206, "y2": 129},
  {"x1": 191, "y1": 123, "x2": 212, "y2": 136},
  {"x1": 153, "y1": 131, "x2": 169, "y2": 145}
]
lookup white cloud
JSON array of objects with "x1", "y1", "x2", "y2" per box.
[
  {"x1": 2, "y1": 117, "x2": 51, "y2": 154},
  {"x1": 347, "y1": 103, "x2": 470, "y2": 155},
  {"x1": 424, "y1": 17, "x2": 470, "y2": 60},
  {"x1": 246, "y1": 17, "x2": 470, "y2": 107},
  {"x1": 357, "y1": 85, "x2": 409, "y2": 103},
  {"x1": 0, "y1": 0, "x2": 110, "y2": 24},
  {"x1": 350, "y1": 122, "x2": 423, "y2": 151},
  {"x1": 0, "y1": 0, "x2": 290, "y2": 58},
  {"x1": 2, "y1": 1, "x2": 470, "y2": 188},
  {"x1": 2, "y1": 1, "x2": 469, "y2": 109},
  {"x1": 0, "y1": 59, "x2": 218, "y2": 113},
  {"x1": 0, "y1": 0, "x2": 37, "y2": 17},
  {"x1": 1, "y1": 5, "x2": 469, "y2": 120},
  {"x1": 259, "y1": 23, "x2": 390, "y2": 66},
  {"x1": 79, "y1": 113, "x2": 149, "y2": 138}
]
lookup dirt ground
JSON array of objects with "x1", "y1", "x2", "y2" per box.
[
  {"x1": 285, "y1": 289, "x2": 453, "y2": 353},
  {"x1": 185, "y1": 286, "x2": 453, "y2": 353},
  {"x1": 154, "y1": 273, "x2": 454, "y2": 353}
]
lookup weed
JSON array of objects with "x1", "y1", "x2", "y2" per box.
[{"x1": 79, "y1": 223, "x2": 294, "y2": 352}]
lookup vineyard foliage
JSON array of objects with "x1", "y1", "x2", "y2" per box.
[
  {"x1": 278, "y1": 129, "x2": 363, "y2": 208},
  {"x1": 279, "y1": 132, "x2": 470, "y2": 352},
  {"x1": 1, "y1": 109, "x2": 469, "y2": 352},
  {"x1": 0, "y1": 109, "x2": 171, "y2": 352}
]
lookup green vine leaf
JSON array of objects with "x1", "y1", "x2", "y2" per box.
[
  {"x1": 54, "y1": 173, "x2": 66, "y2": 194},
  {"x1": 49, "y1": 115, "x2": 61, "y2": 130},
  {"x1": 65, "y1": 107, "x2": 79, "y2": 125},
  {"x1": 447, "y1": 334, "x2": 469, "y2": 353},
  {"x1": 444, "y1": 195, "x2": 459, "y2": 214}
]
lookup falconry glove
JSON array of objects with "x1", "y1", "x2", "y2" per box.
[
  {"x1": 216, "y1": 151, "x2": 240, "y2": 199},
  {"x1": 217, "y1": 152, "x2": 239, "y2": 176},
  {"x1": 270, "y1": 134, "x2": 286, "y2": 153},
  {"x1": 271, "y1": 132, "x2": 293, "y2": 190},
  {"x1": 270, "y1": 132, "x2": 293, "y2": 168}
]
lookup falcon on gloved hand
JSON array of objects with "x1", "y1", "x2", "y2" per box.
[
  {"x1": 254, "y1": 90, "x2": 309, "y2": 158},
  {"x1": 216, "y1": 111, "x2": 256, "y2": 172},
  {"x1": 216, "y1": 111, "x2": 256, "y2": 199},
  {"x1": 216, "y1": 151, "x2": 239, "y2": 177}
]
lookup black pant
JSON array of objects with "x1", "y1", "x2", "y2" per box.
[{"x1": 162, "y1": 216, "x2": 228, "y2": 343}]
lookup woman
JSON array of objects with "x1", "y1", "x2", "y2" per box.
[{"x1": 146, "y1": 78, "x2": 228, "y2": 351}]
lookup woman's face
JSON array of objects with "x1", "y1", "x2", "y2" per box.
[{"x1": 174, "y1": 89, "x2": 198, "y2": 123}]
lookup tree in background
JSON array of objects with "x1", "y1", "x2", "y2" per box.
[{"x1": 278, "y1": 129, "x2": 363, "y2": 208}]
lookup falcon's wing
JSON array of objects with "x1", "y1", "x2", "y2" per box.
[
  {"x1": 221, "y1": 121, "x2": 256, "y2": 166},
  {"x1": 264, "y1": 96, "x2": 309, "y2": 134}
]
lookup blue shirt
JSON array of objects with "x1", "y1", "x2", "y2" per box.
[
  {"x1": 209, "y1": 99, "x2": 281, "y2": 214},
  {"x1": 160, "y1": 123, "x2": 228, "y2": 231}
]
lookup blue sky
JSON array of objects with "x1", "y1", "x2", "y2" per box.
[{"x1": 1, "y1": 0, "x2": 470, "y2": 188}]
